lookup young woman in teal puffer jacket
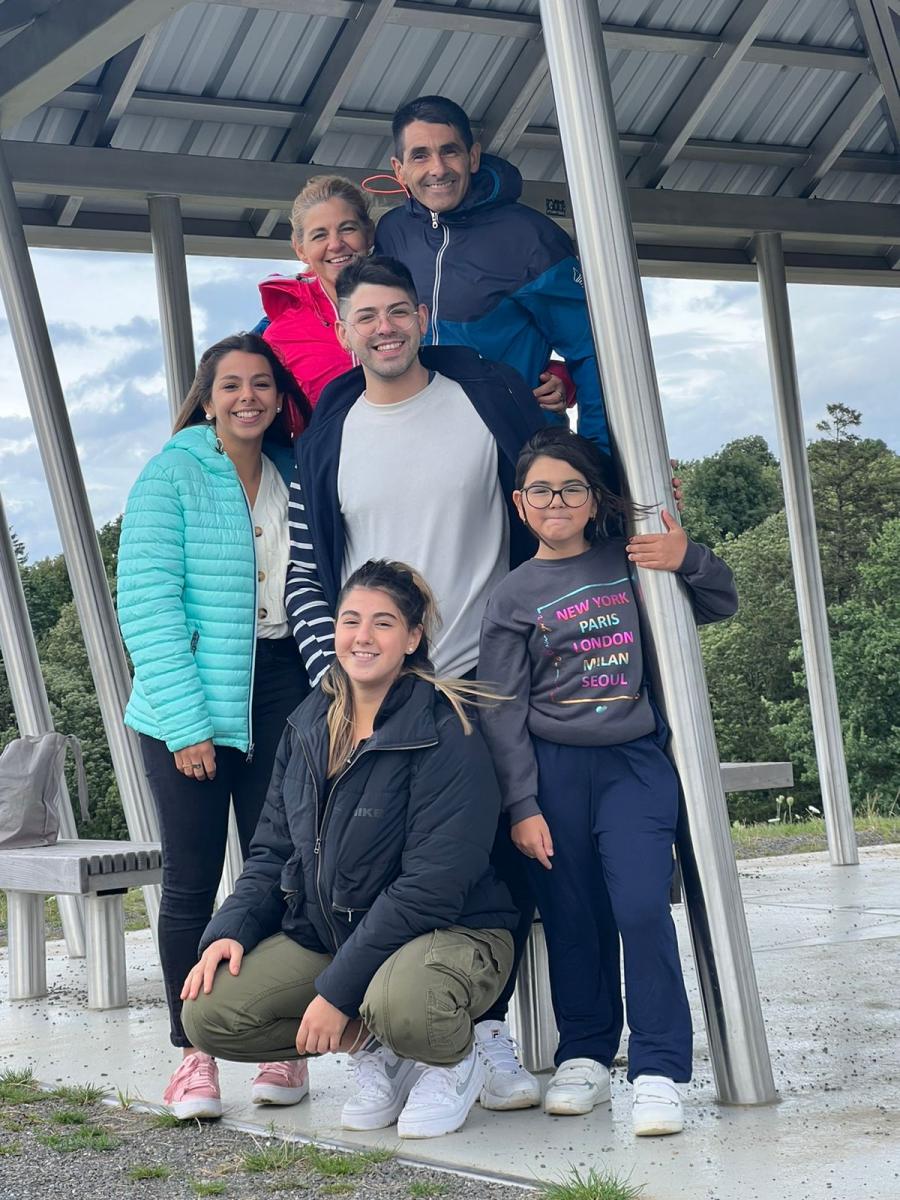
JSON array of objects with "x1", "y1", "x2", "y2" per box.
[{"x1": 117, "y1": 332, "x2": 312, "y2": 1120}]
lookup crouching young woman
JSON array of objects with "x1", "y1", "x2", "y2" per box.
[{"x1": 181, "y1": 559, "x2": 517, "y2": 1139}]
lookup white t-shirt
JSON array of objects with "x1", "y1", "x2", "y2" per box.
[
  {"x1": 252, "y1": 455, "x2": 290, "y2": 639},
  {"x1": 337, "y1": 372, "x2": 509, "y2": 676}
]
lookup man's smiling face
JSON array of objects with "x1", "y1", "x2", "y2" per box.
[
  {"x1": 336, "y1": 283, "x2": 428, "y2": 382},
  {"x1": 391, "y1": 120, "x2": 481, "y2": 214}
]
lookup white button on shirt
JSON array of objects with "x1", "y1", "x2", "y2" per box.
[{"x1": 251, "y1": 456, "x2": 291, "y2": 640}]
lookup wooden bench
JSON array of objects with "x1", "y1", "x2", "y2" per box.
[
  {"x1": 510, "y1": 761, "x2": 794, "y2": 1072},
  {"x1": 0, "y1": 839, "x2": 161, "y2": 1010}
]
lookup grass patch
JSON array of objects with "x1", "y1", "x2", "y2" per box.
[
  {"x1": 356, "y1": 1146, "x2": 396, "y2": 1165},
  {"x1": 0, "y1": 1068, "x2": 44, "y2": 1105},
  {"x1": 542, "y1": 1168, "x2": 644, "y2": 1200},
  {"x1": 302, "y1": 1147, "x2": 368, "y2": 1178},
  {"x1": 50, "y1": 1109, "x2": 89, "y2": 1126},
  {"x1": 242, "y1": 1141, "x2": 308, "y2": 1174},
  {"x1": 150, "y1": 1110, "x2": 185, "y2": 1129},
  {"x1": 0, "y1": 1142, "x2": 22, "y2": 1157},
  {"x1": 49, "y1": 1082, "x2": 106, "y2": 1105},
  {"x1": 408, "y1": 1182, "x2": 450, "y2": 1198},
  {"x1": 730, "y1": 813, "x2": 900, "y2": 858},
  {"x1": 38, "y1": 1124, "x2": 117, "y2": 1153},
  {"x1": 127, "y1": 1165, "x2": 172, "y2": 1181},
  {"x1": 190, "y1": 1183, "x2": 226, "y2": 1197}
]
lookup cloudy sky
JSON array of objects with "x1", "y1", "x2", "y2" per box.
[{"x1": 1, "y1": 247, "x2": 898, "y2": 561}]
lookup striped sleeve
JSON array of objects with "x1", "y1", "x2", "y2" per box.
[{"x1": 284, "y1": 470, "x2": 335, "y2": 686}]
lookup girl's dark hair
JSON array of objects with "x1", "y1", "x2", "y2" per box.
[
  {"x1": 515, "y1": 427, "x2": 635, "y2": 542},
  {"x1": 392, "y1": 94, "x2": 474, "y2": 158},
  {"x1": 172, "y1": 332, "x2": 311, "y2": 442},
  {"x1": 321, "y1": 559, "x2": 502, "y2": 777}
]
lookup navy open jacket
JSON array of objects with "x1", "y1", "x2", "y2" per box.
[{"x1": 199, "y1": 674, "x2": 519, "y2": 1016}]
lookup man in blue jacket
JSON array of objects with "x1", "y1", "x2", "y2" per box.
[
  {"x1": 286, "y1": 254, "x2": 546, "y2": 1120},
  {"x1": 376, "y1": 93, "x2": 611, "y2": 459}
]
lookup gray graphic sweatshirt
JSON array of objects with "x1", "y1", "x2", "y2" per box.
[{"x1": 477, "y1": 537, "x2": 737, "y2": 824}]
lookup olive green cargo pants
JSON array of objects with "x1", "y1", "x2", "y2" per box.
[{"x1": 182, "y1": 926, "x2": 513, "y2": 1067}]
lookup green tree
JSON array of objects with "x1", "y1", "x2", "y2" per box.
[
  {"x1": 809, "y1": 403, "x2": 900, "y2": 604},
  {"x1": 698, "y1": 512, "x2": 802, "y2": 820},
  {"x1": 679, "y1": 435, "x2": 782, "y2": 548},
  {"x1": 768, "y1": 519, "x2": 900, "y2": 810},
  {"x1": 39, "y1": 600, "x2": 125, "y2": 839}
]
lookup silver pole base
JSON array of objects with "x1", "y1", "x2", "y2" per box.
[
  {"x1": 85, "y1": 893, "x2": 128, "y2": 1010},
  {"x1": 508, "y1": 922, "x2": 557, "y2": 1074},
  {"x1": 7, "y1": 891, "x2": 47, "y2": 1001}
]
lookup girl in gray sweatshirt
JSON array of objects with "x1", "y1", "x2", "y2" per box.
[{"x1": 478, "y1": 427, "x2": 737, "y2": 1138}]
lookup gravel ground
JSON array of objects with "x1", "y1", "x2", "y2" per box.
[{"x1": 0, "y1": 1078, "x2": 533, "y2": 1200}]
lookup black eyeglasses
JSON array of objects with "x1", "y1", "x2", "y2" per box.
[{"x1": 522, "y1": 483, "x2": 592, "y2": 509}]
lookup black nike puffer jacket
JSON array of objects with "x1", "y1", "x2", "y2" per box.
[{"x1": 199, "y1": 674, "x2": 518, "y2": 1015}]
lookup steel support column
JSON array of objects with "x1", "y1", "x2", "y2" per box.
[
  {"x1": 754, "y1": 232, "x2": 859, "y2": 867},
  {"x1": 0, "y1": 491, "x2": 86, "y2": 958},
  {"x1": 538, "y1": 0, "x2": 776, "y2": 1104},
  {"x1": 0, "y1": 140, "x2": 160, "y2": 930},
  {"x1": 148, "y1": 194, "x2": 195, "y2": 418}
]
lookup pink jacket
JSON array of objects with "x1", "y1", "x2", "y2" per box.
[{"x1": 260, "y1": 273, "x2": 353, "y2": 409}]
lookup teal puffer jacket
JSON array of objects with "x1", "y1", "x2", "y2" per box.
[{"x1": 117, "y1": 425, "x2": 259, "y2": 753}]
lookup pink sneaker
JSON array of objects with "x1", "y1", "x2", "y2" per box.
[
  {"x1": 251, "y1": 1059, "x2": 310, "y2": 1106},
  {"x1": 162, "y1": 1052, "x2": 222, "y2": 1120}
]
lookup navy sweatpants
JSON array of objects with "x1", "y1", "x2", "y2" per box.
[{"x1": 527, "y1": 731, "x2": 692, "y2": 1082}]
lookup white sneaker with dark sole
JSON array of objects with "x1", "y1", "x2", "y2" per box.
[
  {"x1": 543, "y1": 1058, "x2": 611, "y2": 1116},
  {"x1": 474, "y1": 1020, "x2": 541, "y2": 1111},
  {"x1": 341, "y1": 1044, "x2": 421, "y2": 1132},
  {"x1": 632, "y1": 1074, "x2": 684, "y2": 1136},
  {"x1": 397, "y1": 1047, "x2": 484, "y2": 1138}
]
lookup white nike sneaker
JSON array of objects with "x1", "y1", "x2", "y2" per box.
[
  {"x1": 397, "y1": 1046, "x2": 484, "y2": 1138},
  {"x1": 474, "y1": 1020, "x2": 541, "y2": 1111},
  {"x1": 341, "y1": 1044, "x2": 421, "y2": 1131},
  {"x1": 543, "y1": 1057, "x2": 611, "y2": 1115},
  {"x1": 632, "y1": 1074, "x2": 684, "y2": 1136}
]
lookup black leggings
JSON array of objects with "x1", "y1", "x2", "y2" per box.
[{"x1": 140, "y1": 637, "x2": 308, "y2": 1047}]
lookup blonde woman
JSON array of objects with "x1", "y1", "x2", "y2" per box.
[{"x1": 181, "y1": 559, "x2": 517, "y2": 1139}]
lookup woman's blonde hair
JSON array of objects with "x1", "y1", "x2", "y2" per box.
[
  {"x1": 290, "y1": 175, "x2": 374, "y2": 246},
  {"x1": 321, "y1": 559, "x2": 502, "y2": 778}
]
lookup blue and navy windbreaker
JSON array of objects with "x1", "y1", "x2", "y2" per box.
[{"x1": 375, "y1": 153, "x2": 610, "y2": 455}]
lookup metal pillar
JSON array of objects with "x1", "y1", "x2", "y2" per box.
[
  {"x1": 754, "y1": 232, "x2": 858, "y2": 867},
  {"x1": 0, "y1": 140, "x2": 160, "y2": 931},
  {"x1": 0, "y1": 491, "x2": 86, "y2": 958},
  {"x1": 539, "y1": 0, "x2": 776, "y2": 1104},
  {"x1": 148, "y1": 194, "x2": 195, "y2": 417}
]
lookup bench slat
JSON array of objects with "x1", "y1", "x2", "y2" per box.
[{"x1": 0, "y1": 840, "x2": 161, "y2": 895}]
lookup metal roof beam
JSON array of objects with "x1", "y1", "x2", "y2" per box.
[
  {"x1": 480, "y1": 35, "x2": 550, "y2": 157},
  {"x1": 252, "y1": 0, "x2": 395, "y2": 235},
  {"x1": 225, "y1": 1, "x2": 871, "y2": 72},
  {"x1": 16, "y1": 204, "x2": 900, "y2": 285},
  {"x1": 851, "y1": 0, "x2": 900, "y2": 145},
  {"x1": 0, "y1": 0, "x2": 188, "y2": 130},
  {"x1": 275, "y1": 0, "x2": 395, "y2": 164},
  {"x1": 8, "y1": 141, "x2": 900, "y2": 245},
  {"x1": 31, "y1": 87, "x2": 900, "y2": 176},
  {"x1": 53, "y1": 32, "x2": 160, "y2": 226},
  {"x1": 778, "y1": 75, "x2": 885, "y2": 197},
  {"x1": 630, "y1": 0, "x2": 783, "y2": 189},
  {"x1": 0, "y1": 0, "x2": 56, "y2": 37}
]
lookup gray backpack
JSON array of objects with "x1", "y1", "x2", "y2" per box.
[{"x1": 0, "y1": 732, "x2": 89, "y2": 849}]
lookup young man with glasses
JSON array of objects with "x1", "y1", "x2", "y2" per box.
[{"x1": 286, "y1": 255, "x2": 547, "y2": 1123}]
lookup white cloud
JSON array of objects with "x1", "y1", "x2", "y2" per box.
[{"x1": 1, "y1": 252, "x2": 898, "y2": 561}]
